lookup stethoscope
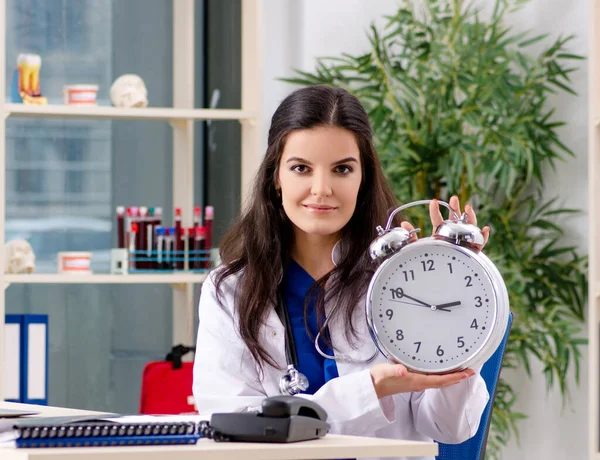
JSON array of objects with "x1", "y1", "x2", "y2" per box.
[{"x1": 276, "y1": 285, "x2": 379, "y2": 396}]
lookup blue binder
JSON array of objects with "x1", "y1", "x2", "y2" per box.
[
  {"x1": 16, "y1": 434, "x2": 200, "y2": 448},
  {"x1": 22, "y1": 314, "x2": 48, "y2": 405},
  {"x1": 4, "y1": 315, "x2": 23, "y2": 402},
  {"x1": 3, "y1": 314, "x2": 48, "y2": 404},
  {"x1": 1, "y1": 416, "x2": 201, "y2": 449}
]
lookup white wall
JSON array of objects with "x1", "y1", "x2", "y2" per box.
[
  {"x1": 491, "y1": 1, "x2": 589, "y2": 457},
  {"x1": 263, "y1": 1, "x2": 589, "y2": 459}
]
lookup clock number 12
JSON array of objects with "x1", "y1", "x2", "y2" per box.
[{"x1": 421, "y1": 260, "x2": 435, "y2": 271}]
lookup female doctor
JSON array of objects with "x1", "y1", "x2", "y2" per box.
[{"x1": 193, "y1": 85, "x2": 491, "y2": 459}]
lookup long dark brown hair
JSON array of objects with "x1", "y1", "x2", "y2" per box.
[{"x1": 215, "y1": 85, "x2": 400, "y2": 369}]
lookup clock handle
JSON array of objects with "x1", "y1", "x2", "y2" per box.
[{"x1": 385, "y1": 199, "x2": 460, "y2": 232}]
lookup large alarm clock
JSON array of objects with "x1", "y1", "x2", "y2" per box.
[{"x1": 365, "y1": 199, "x2": 510, "y2": 374}]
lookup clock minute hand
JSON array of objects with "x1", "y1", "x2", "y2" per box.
[
  {"x1": 398, "y1": 291, "x2": 431, "y2": 307},
  {"x1": 388, "y1": 299, "x2": 428, "y2": 307},
  {"x1": 388, "y1": 299, "x2": 450, "y2": 312},
  {"x1": 398, "y1": 292, "x2": 451, "y2": 312}
]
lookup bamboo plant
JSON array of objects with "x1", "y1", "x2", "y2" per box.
[{"x1": 282, "y1": 0, "x2": 587, "y2": 457}]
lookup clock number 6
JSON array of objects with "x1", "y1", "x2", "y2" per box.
[{"x1": 436, "y1": 345, "x2": 444, "y2": 356}]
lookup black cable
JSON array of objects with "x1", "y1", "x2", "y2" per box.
[
  {"x1": 276, "y1": 286, "x2": 298, "y2": 368},
  {"x1": 198, "y1": 421, "x2": 230, "y2": 442}
]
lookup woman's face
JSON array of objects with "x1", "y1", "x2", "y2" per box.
[{"x1": 277, "y1": 126, "x2": 363, "y2": 240}]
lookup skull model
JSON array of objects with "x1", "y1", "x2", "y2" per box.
[
  {"x1": 4, "y1": 240, "x2": 35, "y2": 274},
  {"x1": 110, "y1": 74, "x2": 148, "y2": 108}
]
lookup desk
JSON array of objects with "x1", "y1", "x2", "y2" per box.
[{"x1": 0, "y1": 402, "x2": 438, "y2": 459}]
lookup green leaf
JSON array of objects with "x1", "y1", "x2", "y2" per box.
[
  {"x1": 547, "y1": 78, "x2": 578, "y2": 95},
  {"x1": 542, "y1": 208, "x2": 580, "y2": 216},
  {"x1": 556, "y1": 53, "x2": 585, "y2": 60},
  {"x1": 519, "y1": 33, "x2": 549, "y2": 47}
]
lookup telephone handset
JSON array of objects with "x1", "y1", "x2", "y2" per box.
[
  {"x1": 207, "y1": 396, "x2": 330, "y2": 443},
  {"x1": 261, "y1": 395, "x2": 327, "y2": 420}
]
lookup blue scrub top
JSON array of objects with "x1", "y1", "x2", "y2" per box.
[{"x1": 283, "y1": 259, "x2": 339, "y2": 395}]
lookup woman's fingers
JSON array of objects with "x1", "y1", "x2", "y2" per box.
[
  {"x1": 400, "y1": 221, "x2": 414, "y2": 231},
  {"x1": 429, "y1": 199, "x2": 444, "y2": 230},
  {"x1": 371, "y1": 364, "x2": 476, "y2": 398},
  {"x1": 408, "y1": 368, "x2": 474, "y2": 389},
  {"x1": 448, "y1": 195, "x2": 461, "y2": 218},
  {"x1": 481, "y1": 226, "x2": 490, "y2": 246},
  {"x1": 417, "y1": 196, "x2": 491, "y2": 246},
  {"x1": 400, "y1": 221, "x2": 418, "y2": 242},
  {"x1": 465, "y1": 202, "x2": 490, "y2": 246},
  {"x1": 429, "y1": 196, "x2": 461, "y2": 232}
]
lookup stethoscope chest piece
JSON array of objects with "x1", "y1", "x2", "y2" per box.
[{"x1": 279, "y1": 364, "x2": 309, "y2": 396}]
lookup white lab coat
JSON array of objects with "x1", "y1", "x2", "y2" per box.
[{"x1": 193, "y1": 270, "x2": 490, "y2": 460}]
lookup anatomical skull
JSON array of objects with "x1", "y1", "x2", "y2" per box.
[
  {"x1": 4, "y1": 240, "x2": 35, "y2": 274},
  {"x1": 110, "y1": 74, "x2": 148, "y2": 108}
]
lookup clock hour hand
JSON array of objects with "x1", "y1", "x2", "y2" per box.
[{"x1": 435, "y1": 301, "x2": 462, "y2": 309}]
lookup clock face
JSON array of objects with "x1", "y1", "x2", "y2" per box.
[{"x1": 367, "y1": 239, "x2": 498, "y2": 372}]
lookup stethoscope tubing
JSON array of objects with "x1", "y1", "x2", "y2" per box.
[
  {"x1": 276, "y1": 273, "x2": 379, "y2": 395},
  {"x1": 313, "y1": 316, "x2": 379, "y2": 364}
]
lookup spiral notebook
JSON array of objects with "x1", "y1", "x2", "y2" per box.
[{"x1": 0, "y1": 414, "x2": 209, "y2": 448}]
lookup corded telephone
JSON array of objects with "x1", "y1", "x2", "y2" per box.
[{"x1": 205, "y1": 396, "x2": 330, "y2": 442}]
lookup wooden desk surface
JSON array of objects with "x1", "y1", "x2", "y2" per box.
[{"x1": 0, "y1": 402, "x2": 438, "y2": 459}]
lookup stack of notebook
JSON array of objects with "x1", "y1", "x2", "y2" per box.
[{"x1": 0, "y1": 414, "x2": 208, "y2": 448}]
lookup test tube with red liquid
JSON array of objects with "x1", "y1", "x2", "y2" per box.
[
  {"x1": 116, "y1": 206, "x2": 125, "y2": 248},
  {"x1": 174, "y1": 208, "x2": 183, "y2": 270},
  {"x1": 204, "y1": 206, "x2": 213, "y2": 268},
  {"x1": 128, "y1": 222, "x2": 138, "y2": 270}
]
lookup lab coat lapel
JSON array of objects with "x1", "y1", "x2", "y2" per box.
[{"x1": 257, "y1": 307, "x2": 289, "y2": 396}]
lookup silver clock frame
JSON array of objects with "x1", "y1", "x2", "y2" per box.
[{"x1": 366, "y1": 237, "x2": 510, "y2": 374}]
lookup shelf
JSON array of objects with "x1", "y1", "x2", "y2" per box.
[
  {"x1": 3, "y1": 103, "x2": 255, "y2": 121},
  {"x1": 0, "y1": 0, "x2": 263, "y2": 398},
  {"x1": 3, "y1": 273, "x2": 208, "y2": 285}
]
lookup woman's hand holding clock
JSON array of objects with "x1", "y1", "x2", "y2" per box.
[
  {"x1": 370, "y1": 362, "x2": 476, "y2": 398},
  {"x1": 369, "y1": 195, "x2": 489, "y2": 398},
  {"x1": 399, "y1": 195, "x2": 490, "y2": 248}
]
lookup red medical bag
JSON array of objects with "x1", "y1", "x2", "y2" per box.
[{"x1": 139, "y1": 345, "x2": 197, "y2": 414}]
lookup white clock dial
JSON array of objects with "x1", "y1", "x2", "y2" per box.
[{"x1": 367, "y1": 239, "x2": 498, "y2": 373}]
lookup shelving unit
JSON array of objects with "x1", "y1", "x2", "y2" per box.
[
  {"x1": 5, "y1": 103, "x2": 255, "y2": 121},
  {"x1": 0, "y1": 0, "x2": 264, "y2": 400},
  {"x1": 3, "y1": 273, "x2": 208, "y2": 285},
  {"x1": 590, "y1": 0, "x2": 600, "y2": 458}
]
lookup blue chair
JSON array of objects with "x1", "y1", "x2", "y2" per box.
[{"x1": 436, "y1": 312, "x2": 513, "y2": 460}]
